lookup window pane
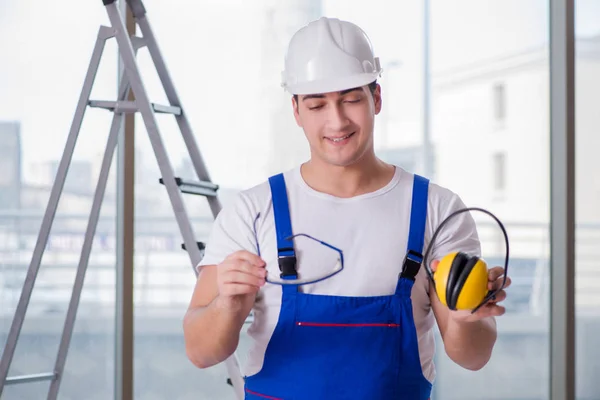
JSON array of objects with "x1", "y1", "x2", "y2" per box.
[
  {"x1": 428, "y1": 1, "x2": 550, "y2": 399},
  {"x1": 0, "y1": 1, "x2": 117, "y2": 399},
  {"x1": 493, "y1": 83, "x2": 507, "y2": 123},
  {"x1": 575, "y1": 1, "x2": 600, "y2": 398},
  {"x1": 492, "y1": 152, "x2": 506, "y2": 192},
  {"x1": 132, "y1": 1, "x2": 257, "y2": 398},
  {"x1": 132, "y1": 1, "x2": 552, "y2": 399},
  {"x1": 132, "y1": 0, "x2": 423, "y2": 398}
]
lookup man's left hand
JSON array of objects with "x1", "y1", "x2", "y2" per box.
[{"x1": 431, "y1": 261, "x2": 512, "y2": 323}]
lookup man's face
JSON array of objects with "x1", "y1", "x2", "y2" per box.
[{"x1": 292, "y1": 84, "x2": 382, "y2": 168}]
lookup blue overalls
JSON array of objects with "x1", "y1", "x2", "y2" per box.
[{"x1": 244, "y1": 173, "x2": 433, "y2": 400}]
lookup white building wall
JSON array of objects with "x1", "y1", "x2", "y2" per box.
[
  {"x1": 433, "y1": 62, "x2": 550, "y2": 221},
  {"x1": 430, "y1": 42, "x2": 600, "y2": 308},
  {"x1": 575, "y1": 52, "x2": 600, "y2": 223}
]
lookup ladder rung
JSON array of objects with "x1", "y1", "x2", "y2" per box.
[
  {"x1": 130, "y1": 35, "x2": 146, "y2": 50},
  {"x1": 159, "y1": 177, "x2": 219, "y2": 197},
  {"x1": 6, "y1": 372, "x2": 56, "y2": 385},
  {"x1": 88, "y1": 100, "x2": 181, "y2": 115},
  {"x1": 181, "y1": 241, "x2": 206, "y2": 251},
  {"x1": 151, "y1": 103, "x2": 181, "y2": 115}
]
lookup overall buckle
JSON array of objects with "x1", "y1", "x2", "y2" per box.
[
  {"x1": 400, "y1": 250, "x2": 423, "y2": 281},
  {"x1": 278, "y1": 255, "x2": 297, "y2": 278}
]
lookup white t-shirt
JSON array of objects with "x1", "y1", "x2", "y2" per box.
[{"x1": 198, "y1": 165, "x2": 480, "y2": 384}]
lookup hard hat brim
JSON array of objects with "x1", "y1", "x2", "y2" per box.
[{"x1": 284, "y1": 71, "x2": 381, "y2": 96}]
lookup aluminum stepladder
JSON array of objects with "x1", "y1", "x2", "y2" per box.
[{"x1": 0, "y1": 0, "x2": 245, "y2": 399}]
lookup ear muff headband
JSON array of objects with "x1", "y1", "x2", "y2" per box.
[{"x1": 422, "y1": 207, "x2": 510, "y2": 314}]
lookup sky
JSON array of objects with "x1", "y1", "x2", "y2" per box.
[{"x1": 0, "y1": 0, "x2": 599, "y2": 189}]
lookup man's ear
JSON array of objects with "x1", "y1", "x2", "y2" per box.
[
  {"x1": 373, "y1": 84, "x2": 382, "y2": 115},
  {"x1": 292, "y1": 96, "x2": 302, "y2": 127}
]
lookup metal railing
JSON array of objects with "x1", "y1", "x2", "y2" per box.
[{"x1": 0, "y1": 211, "x2": 598, "y2": 318}]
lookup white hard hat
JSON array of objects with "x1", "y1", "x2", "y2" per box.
[{"x1": 281, "y1": 17, "x2": 383, "y2": 95}]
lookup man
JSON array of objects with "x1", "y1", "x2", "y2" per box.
[{"x1": 183, "y1": 16, "x2": 511, "y2": 399}]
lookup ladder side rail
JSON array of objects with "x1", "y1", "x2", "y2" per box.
[
  {"x1": 0, "y1": 25, "x2": 115, "y2": 396},
  {"x1": 47, "y1": 72, "x2": 133, "y2": 400},
  {"x1": 135, "y1": 14, "x2": 222, "y2": 217},
  {"x1": 131, "y1": 5, "x2": 244, "y2": 398},
  {"x1": 104, "y1": 2, "x2": 202, "y2": 267}
]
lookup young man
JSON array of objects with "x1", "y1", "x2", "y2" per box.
[{"x1": 183, "y1": 17, "x2": 511, "y2": 399}]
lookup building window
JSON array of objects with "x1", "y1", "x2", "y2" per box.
[
  {"x1": 493, "y1": 83, "x2": 506, "y2": 123},
  {"x1": 493, "y1": 152, "x2": 506, "y2": 192}
]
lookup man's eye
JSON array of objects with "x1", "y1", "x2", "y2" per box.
[
  {"x1": 308, "y1": 104, "x2": 324, "y2": 110},
  {"x1": 345, "y1": 98, "x2": 361, "y2": 103}
]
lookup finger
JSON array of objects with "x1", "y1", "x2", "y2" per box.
[
  {"x1": 226, "y1": 260, "x2": 267, "y2": 279},
  {"x1": 226, "y1": 250, "x2": 266, "y2": 267},
  {"x1": 488, "y1": 289, "x2": 507, "y2": 303},
  {"x1": 220, "y1": 283, "x2": 261, "y2": 297},
  {"x1": 474, "y1": 303, "x2": 506, "y2": 318},
  {"x1": 222, "y1": 270, "x2": 265, "y2": 287},
  {"x1": 430, "y1": 260, "x2": 440, "y2": 272},
  {"x1": 488, "y1": 304, "x2": 506, "y2": 317},
  {"x1": 487, "y1": 266, "x2": 505, "y2": 281},
  {"x1": 488, "y1": 276, "x2": 511, "y2": 291}
]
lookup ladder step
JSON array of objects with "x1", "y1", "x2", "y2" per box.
[
  {"x1": 6, "y1": 372, "x2": 56, "y2": 385},
  {"x1": 130, "y1": 35, "x2": 146, "y2": 50},
  {"x1": 151, "y1": 103, "x2": 182, "y2": 115},
  {"x1": 181, "y1": 241, "x2": 206, "y2": 251},
  {"x1": 159, "y1": 177, "x2": 219, "y2": 197},
  {"x1": 88, "y1": 100, "x2": 181, "y2": 115}
]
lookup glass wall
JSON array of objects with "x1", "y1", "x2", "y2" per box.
[
  {"x1": 131, "y1": 0, "x2": 556, "y2": 399},
  {"x1": 130, "y1": 1, "x2": 266, "y2": 398},
  {"x1": 131, "y1": 0, "x2": 425, "y2": 398},
  {"x1": 575, "y1": 1, "x2": 600, "y2": 399},
  {"x1": 426, "y1": 1, "x2": 550, "y2": 399},
  {"x1": 0, "y1": 0, "x2": 592, "y2": 399},
  {"x1": 0, "y1": 1, "x2": 118, "y2": 399}
]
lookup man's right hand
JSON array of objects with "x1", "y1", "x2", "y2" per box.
[
  {"x1": 215, "y1": 250, "x2": 266, "y2": 313},
  {"x1": 183, "y1": 250, "x2": 266, "y2": 369}
]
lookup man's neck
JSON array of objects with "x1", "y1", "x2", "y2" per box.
[{"x1": 300, "y1": 155, "x2": 395, "y2": 198}]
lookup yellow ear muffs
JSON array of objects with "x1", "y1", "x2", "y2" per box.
[
  {"x1": 422, "y1": 207, "x2": 510, "y2": 314},
  {"x1": 433, "y1": 251, "x2": 489, "y2": 311}
]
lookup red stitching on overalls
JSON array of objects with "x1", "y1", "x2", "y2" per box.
[
  {"x1": 296, "y1": 322, "x2": 399, "y2": 327},
  {"x1": 245, "y1": 388, "x2": 283, "y2": 400}
]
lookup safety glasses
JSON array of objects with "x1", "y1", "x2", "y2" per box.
[{"x1": 252, "y1": 213, "x2": 344, "y2": 285}]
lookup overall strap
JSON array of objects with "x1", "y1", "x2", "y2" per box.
[
  {"x1": 268, "y1": 174, "x2": 299, "y2": 288},
  {"x1": 399, "y1": 174, "x2": 430, "y2": 284}
]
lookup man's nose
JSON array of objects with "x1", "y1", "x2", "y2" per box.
[{"x1": 326, "y1": 104, "x2": 351, "y2": 132}]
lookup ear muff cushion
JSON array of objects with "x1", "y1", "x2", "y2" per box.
[
  {"x1": 449, "y1": 255, "x2": 481, "y2": 310},
  {"x1": 446, "y1": 252, "x2": 469, "y2": 310}
]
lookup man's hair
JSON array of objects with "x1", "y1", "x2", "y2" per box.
[{"x1": 293, "y1": 80, "x2": 378, "y2": 103}]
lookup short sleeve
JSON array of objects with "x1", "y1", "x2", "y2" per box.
[
  {"x1": 196, "y1": 192, "x2": 258, "y2": 273},
  {"x1": 426, "y1": 189, "x2": 482, "y2": 265}
]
